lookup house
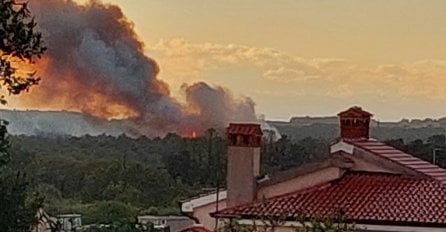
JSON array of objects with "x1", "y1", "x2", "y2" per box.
[
  {"x1": 182, "y1": 106, "x2": 446, "y2": 232},
  {"x1": 57, "y1": 214, "x2": 82, "y2": 231},
  {"x1": 137, "y1": 215, "x2": 194, "y2": 232}
]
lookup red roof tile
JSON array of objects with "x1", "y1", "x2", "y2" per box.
[
  {"x1": 348, "y1": 140, "x2": 446, "y2": 184},
  {"x1": 179, "y1": 225, "x2": 211, "y2": 232},
  {"x1": 227, "y1": 123, "x2": 263, "y2": 136},
  {"x1": 214, "y1": 172, "x2": 446, "y2": 226}
]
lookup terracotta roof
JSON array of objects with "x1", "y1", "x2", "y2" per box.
[
  {"x1": 214, "y1": 172, "x2": 446, "y2": 226},
  {"x1": 349, "y1": 140, "x2": 446, "y2": 184},
  {"x1": 179, "y1": 225, "x2": 211, "y2": 232},
  {"x1": 227, "y1": 123, "x2": 263, "y2": 136},
  {"x1": 338, "y1": 106, "x2": 373, "y2": 117}
]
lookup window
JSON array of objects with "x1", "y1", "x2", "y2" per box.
[{"x1": 345, "y1": 119, "x2": 351, "y2": 126}]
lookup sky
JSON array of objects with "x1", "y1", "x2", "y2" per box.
[{"x1": 74, "y1": 0, "x2": 446, "y2": 121}]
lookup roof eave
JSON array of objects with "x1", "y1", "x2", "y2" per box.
[{"x1": 212, "y1": 214, "x2": 446, "y2": 229}]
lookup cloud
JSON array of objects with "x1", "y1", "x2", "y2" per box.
[
  {"x1": 263, "y1": 67, "x2": 315, "y2": 82},
  {"x1": 151, "y1": 38, "x2": 320, "y2": 78},
  {"x1": 149, "y1": 38, "x2": 446, "y2": 101}
]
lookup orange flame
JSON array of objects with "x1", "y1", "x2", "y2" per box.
[{"x1": 8, "y1": 58, "x2": 139, "y2": 121}]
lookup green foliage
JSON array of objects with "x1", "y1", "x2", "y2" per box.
[
  {"x1": 0, "y1": 119, "x2": 44, "y2": 231},
  {"x1": 84, "y1": 201, "x2": 138, "y2": 225},
  {"x1": 0, "y1": 119, "x2": 10, "y2": 166},
  {"x1": 77, "y1": 202, "x2": 168, "y2": 232},
  {"x1": 296, "y1": 214, "x2": 359, "y2": 232},
  {"x1": 0, "y1": 0, "x2": 46, "y2": 96},
  {"x1": 84, "y1": 222, "x2": 159, "y2": 232},
  {"x1": 0, "y1": 173, "x2": 43, "y2": 232},
  {"x1": 8, "y1": 133, "x2": 331, "y2": 216},
  {"x1": 262, "y1": 136, "x2": 328, "y2": 174},
  {"x1": 218, "y1": 219, "x2": 256, "y2": 232},
  {"x1": 34, "y1": 183, "x2": 62, "y2": 201}
]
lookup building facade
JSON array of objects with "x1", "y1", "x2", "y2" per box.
[
  {"x1": 182, "y1": 107, "x2": 446, "y2": 231},
  {"x1": 137, "y1": 215, "x2": 194, "y2": 232}
]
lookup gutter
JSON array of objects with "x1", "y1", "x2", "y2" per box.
[{"x1": 233, "y1": 219, "x2": 446, "y2": 232}]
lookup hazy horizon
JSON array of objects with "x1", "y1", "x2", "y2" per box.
[{"x1": 2, "y1": 107, "x2": 446, "y2": 123}]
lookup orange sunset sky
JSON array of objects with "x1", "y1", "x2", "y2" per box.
[{"x1": 36, "y1": 1, "x2": 446, "y2": 121}]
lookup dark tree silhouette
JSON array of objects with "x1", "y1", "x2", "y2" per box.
[
  {"x1": 0, "y1": 0, "x2": 46, "y2": 97},
  {"x1": 0, "y1": 1, "x2": 46, "y2": 231}
]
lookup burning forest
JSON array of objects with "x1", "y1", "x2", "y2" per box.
[{"x1": 9, "y1": 0, "x2": 257, "y2": 137}]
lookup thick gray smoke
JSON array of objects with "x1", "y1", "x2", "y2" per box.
[{"x1": 24, "y1": 0, "x2": 256, "y2": 136}]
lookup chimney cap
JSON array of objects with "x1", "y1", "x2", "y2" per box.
[
  {"x1": 338, "y1": 106, "x2": 373, "y2": 118},
  {"x1": 227, "y1": 123, "x2": 263, "y2": 136},
  {"x1": 338, "y1": 106, "x2": 372, "y2": 141}
]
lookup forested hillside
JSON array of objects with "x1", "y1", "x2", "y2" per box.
[{"x1": 6, "y1": 132, "x2": 446, "y2": 224}]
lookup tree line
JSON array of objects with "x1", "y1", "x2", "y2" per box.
[{"x1": 4, "y1": 132, "x2": 446, "y2": 227}]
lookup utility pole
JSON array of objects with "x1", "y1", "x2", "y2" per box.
[
  {"x1": 433, "y1": 148, "x2": 444, "y2": 165},
  {"x1": 207, "y1": 128, "x2": 215, "y2": 185},
  {"x1": 212, "y1": 129, "x2": 220, "y2": 231}
]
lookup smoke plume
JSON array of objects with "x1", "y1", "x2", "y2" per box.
[{"x1": 17, "y1": 0, "x2": 256, "y2": 136}]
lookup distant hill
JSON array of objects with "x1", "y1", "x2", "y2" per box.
[
  {"x1": 269, "y1": 116, "x2": 446, "y2": 142},
  {"x1": 0, "y1": 110, "x2": 138, "y2": 137},
  {"x1": 286, "y1": 116, "x2": 446, "y2": 128},
  {"x1": 0, "y1": 109, "x2": 445, "y2": 141}
]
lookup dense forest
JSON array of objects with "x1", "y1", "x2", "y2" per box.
[{"x1": 5, "y1": 130, "x2": 446, "y2": 225}]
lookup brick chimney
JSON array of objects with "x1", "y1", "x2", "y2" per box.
[
  {"x1": 338, "y1": 106, "x2": 372, "y2": 141},
  {"x1": 226, "y1": 123, "x2": 262, "y2": 208}
]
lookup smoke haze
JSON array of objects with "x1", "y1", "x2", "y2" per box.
[{"x1": 16, "y1": 0, "x2": 256, "y2": 136}]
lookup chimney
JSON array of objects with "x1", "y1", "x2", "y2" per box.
[
  {"x1": 338, "y1": 106, "x2": 373, "y2": 141},
  {"x1": 226, "y1": 123, "x2": 262, "y2": 208}
]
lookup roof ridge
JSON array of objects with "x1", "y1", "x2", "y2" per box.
[
  {"x1": 345, "y1": 170, "x2": 403, "y2": 176},
  {"x1": 348, "y1": 139, "x2": 446, "y2": 185}
]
